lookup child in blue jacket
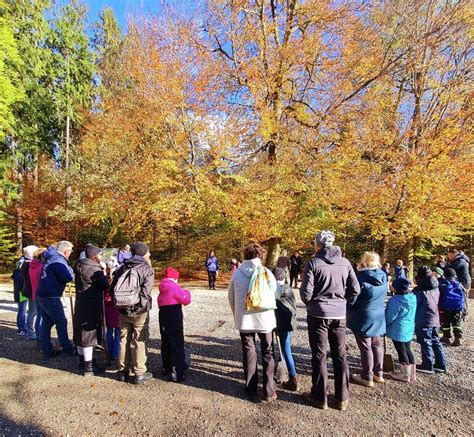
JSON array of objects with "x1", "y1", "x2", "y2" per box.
[{"x1": 385, "y1": 278, "x2": 416, "y2": 382}]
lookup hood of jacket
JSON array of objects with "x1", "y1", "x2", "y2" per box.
[
  {"x1": 316, "y1": 246, "x2": 343, "y2": 264},
  {"x1": 238, "y1": 258, "x2": 262, "y2": 278},
  {"x1": 416, "y1": 275, "x2": 439, "y2": 291},
  {"x1": 455, "y1": 252, "x2": 470, "y2": 263},
  {"x1": 43, "y1": 245, "x2": 65, "y2": 264},
  {"x1": 75, "y1": 257, "x2": 102, "y2": 275},
  {"x1": 357, "y1": 268, "x2": 386, "y2": 286},
  {"x1": 123, "y1": 255, "x2": 148, "y2": 269}
]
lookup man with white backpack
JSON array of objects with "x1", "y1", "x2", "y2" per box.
[{"x1": 112, "y1": 242, "x2": 154, "y2": 384}]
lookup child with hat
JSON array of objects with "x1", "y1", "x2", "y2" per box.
[
  {"x1": 385, "y1": 278, "x2": 416, "y2": 382},
  {"x1": 158, "y1": 267, "x2": 191, "y2": 382}
]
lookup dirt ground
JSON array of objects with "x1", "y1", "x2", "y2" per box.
[{"x1": 0, "y1": 279, "x2": 473, "y2": 436}]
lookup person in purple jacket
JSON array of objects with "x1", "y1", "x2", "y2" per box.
[{"x1": 205, "y1": 250, "x2": 219, "y2": 290}]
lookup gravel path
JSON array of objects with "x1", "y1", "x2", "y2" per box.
[{"x1": 0, "y1": 282, "x2": 473, "y2": 436}]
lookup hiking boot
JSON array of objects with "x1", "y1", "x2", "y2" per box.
[
  {"x1": 132, "y1": 372, "x2": 153, "y2": 385},
  {"x1": 336, "y1": 400, "x2": 349, "y2": 411},
  {"x1": 83, "y1": 361, "x2": 105, "y2": 377},
  {"x1": 45, "y1": 350, "x2": 62, "y2": 359},
  {"x1": 452, "y1": 337, "x2": 461, "y2": 347},
  {"x1": 440, "y1": 336, "x2": 451, "y2": 345},
  {"x1": 282, "y1": 376, "x2": 299, "y2": 392},
  {"x1": 391, "y1": 363, "x2": 410, "y2": 382},
  {"x1": 350, "y1": 374, "x2": 374, "y2": 388},
  {"x1": 62, "y1": 348, "x2": 77, "y2": 357},
  {"x1": 434, "y1": 366, "x2": 447, "y2": 374},
  {"x1": 409, "y1": 364, "x2": 416, "y2": 383},
  {"x1": 302, "y1": 392, "x2": 328, "y2": 410},
  {"x1": 373, "y1": 374, "x2": 385, "y2": 384},
  {"x1": 116, "y1": 370, "x2": 129, "y2": 382},
  {"x1": 78, "y1": 355, "x2": 85, "y2": 369},
  {"x1": 416, "y1": 365, "x2": 434, "y2": 374}
]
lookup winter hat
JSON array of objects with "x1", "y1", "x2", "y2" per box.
[
  {"x1": 434, "y1": 267, "x2": 444, "y2": 277},
  {"x1": 315, "y1": 230, "x2": 335, "y2": 247},
  {"x1": 273, "y1": 267, "x2": 286, "y2": 282},
  {"x1": 85, "y1": 244, "x2": 101, "y2": 259},
  {"x1": 417, "y1": 266, "x2": 432, "y2": 278},
  {"x1": 445, "y1": 268, "x2": 457, "y2": 279},
  {"x1": 164, "y1": 267, "x2": 179, "y2": 280},
  {"x1": 23, "y1": 245, "x2": 39, "y2": 260},
  {"x1": 392, "y1": 277, "x2": 411, "y2": 293},
  {"x1": 131, "y1": 242, "x2": 149, "y2": 256}
]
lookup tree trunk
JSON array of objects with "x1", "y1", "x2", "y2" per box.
[
  {"x1": 402, "y1": 238, "x2": 414, "y2": 280},
  {"x1": 11, "y1": 139, "x2": 23, "y2": 256},
  {"x1": 265, "y1": 236, "x2": 281, "y2": 267},
  {"x1": 65, "y1": 113, "x2": 71, "y2": 208},
  {"x1": 377, "y1": 236, "x2": 388, "y2": 262}
]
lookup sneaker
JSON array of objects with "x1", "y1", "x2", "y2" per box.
[
  {"x1": 261, "y1": 393, "x2": 277, "y2": 403},
  {"x1": 336, "y1": 399, "x2": 349, "y2": 411},
  {"x1": 373, "y1": 375, "x2": 385, "y2": 384},
  {"x1": 416, "y1": 365, "x2": 434, "y2": 374},
  {"x1": 45, "y1": 350, "x2": 62, "y2": 359},
  {"x1": 132, "y1": 372, "x2": 153, "y2": 385},
  {"x1": 434, "y1": 367, "x2": 447, "y2": 374},
  {"x1": 27, "y1": 334, "x2": 38, "y2": 340},
  {"x1": 62, "y1": 348, "x2": 77, "y2": 357},
  {"x1": 302, "y1": 392, "x2": 328, "y2": 410},
  {"x1": 17, "y1": 330, "x2": 27, "y2": 336},
  {"x1": 350, "y1": 374, "x2": 374, "y2": 388}
]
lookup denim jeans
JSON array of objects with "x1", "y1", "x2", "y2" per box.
[
  {"x1": 16, "y1": 301, "x2": 28, "y2": 332},
  {"x1": 26, "y1": 300, "x2": 37, "y2": 336},
  {"x1": 36, "y1": 296, "x2": 74, "y2": 357},
  {"x1": 106, "y1": 327, "x2": 121, "y2": 360},
  {"x1": 35, "y1": 300, "x2": 42, "y2": 337},
  {"x1": 277, "y1": 331, "x2": 296, "y2": 377},
  {"x1": 415, "y1": 326, "x2": 447, "y2": 371}
]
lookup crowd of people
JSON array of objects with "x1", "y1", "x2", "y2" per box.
[{"x1": 10, "y1": 231, "x2": 471, "y2": 410}]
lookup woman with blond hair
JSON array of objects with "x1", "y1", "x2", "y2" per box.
[{"x1": 347, "y1": 251, "x2": 387, "y2": 387}]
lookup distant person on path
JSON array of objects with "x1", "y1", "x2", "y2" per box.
[
  {"x1": 11, "y1": 253, "x2": 27, "y2": 335},
  {"x1": 273, "y1": 267, "x2": 298, "y2": 391},
  {"x1": 434, "y1": 255, "x2": 447, "y2": 271},
  {"x1": 277, "y1": 250, "x2": 291, "y2": 284},
  {"x1": 347, "y1": 251, "x2": 387, "y2": 388},
  {"x1": 382, "y1": 262, "x2": 391, "y2": 294},
  {"x1": 447, "y1": 249, "x2": 471, "y2": 292},
  {"x1": 205, "y1": 250, "x2": 219, "y2": 290},
  {"x1": 300, "y1": 230, "x2": 360, "y2": 411},
  {"x1": 158, "y1": 267, "x2": 191, "y2": 382},
  {"x1": 73, "y1": 244, "x2": 109, "y2": 376},
  {"x1": 112, "y1": 242, "x2": 154, "y2": 384},
  {"x1": 413, "y1": 267, "x2": 447, "y2": 374},
  {"x1": 36, "y1": 241, "x2": 76, "y2": 359},
  {"x1": 394, "y1": 260, "x2": 408, "y2": 280},
  {"x1": 439, "y1": 269, "x2": 466, "y2": 347},
  {"x1": 289, "y1": 251, "x2": 303, "y2": 288},
  {"x1": 228, "y1": 243, "x2": 278, "y2": 402},
  {"x1": 20, "y1": 245, "x2": 39, "y2": 340},
  {"x1": 117, "y1": 244, "x2": 132, "y2": 265},
  {"x1": 385, "y1": 278, "x2": 416, "y2": 382},
  {"x1": 29, "y1": 248, "x2": 46, "y2": 345}
]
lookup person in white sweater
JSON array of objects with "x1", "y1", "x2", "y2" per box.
[{"x1": 228, "y1": 243, "x2": 278, "y2": 402}]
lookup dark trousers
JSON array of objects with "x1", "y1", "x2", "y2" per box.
[
  {"x1": 415, "y1": 326, "x2": 447, "y2": 371},
  {"x1": 441, "y1": 311, "x2": 463, "y2": 339},
  {"x1": 36, "y1": 296, "x2": 75, "y2": 357},
  {"x1": 240, "y1": 332, "x2": 276, "y2": 398},
  {"x1": 289, "y1": 270, "x2": 299, "y2": 288},
  {"x1": 392, "y1": 340, "x2": 415, "y2": 364},
  {"x1": 307, "y1": 316, "x2": 349, "y2": 403},
  {"x1": 207, "y1": 271, "x2": 217, "y2": 289},
  {"x1": 159, "y1": 305, "x2": 186, "y2": 377}
]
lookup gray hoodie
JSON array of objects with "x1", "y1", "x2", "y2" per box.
[{"x1": 300, "y1": 246, "x2": 360, "y2": 319}]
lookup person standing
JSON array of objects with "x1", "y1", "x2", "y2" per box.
[
  {"x1": 394, "y1": 260, "x2": 408, "y2": 280},
  {"x1": 29, "y1": 248, "x2": 46, "y2": 346},
  {"x1": 113, "y1": 242, "x2": 154, "y2": 384},
  {"x1": 289, "y1": 252, "x2": 303, "y2": 288},
  {"x1": 434, "y1": 255, "x2": 447, "y2": 271},
  {"x1": 36, "y1": 241, "x2": 76, "y2": 359},
  {"x1": 205, "y1": 250, "x2": 219, "y2": 290},
  {"x1": 11, "y1": 253, "x2": 27, "y2": 335},
  {"x1": 447, "y1": 249, "x2": 471, "y2": 292},
  {"x1": 73, "y1": 244, "x2": 109, "y2": 376},
  {"x1": 228, "y1": 243, "x2": 278, "y2": 402},
  {"x1": 347, "y1": 252, "x2": 387, "y2": 387},
  {"x1": 300, "y1": 230, "x2": 360, "y2": 411},
  {"x1": 20, "y1": 245, "x2": 39, "y2": 340},
  {"x1": 277, "y1": 250, "x2": 291, "y2": 284},
  {"x1": 413, "y1": 267, "x2": 447, "y2": 374},
  {"x1": 117, "y1": 244, "x2": 132, "y2": 266}
]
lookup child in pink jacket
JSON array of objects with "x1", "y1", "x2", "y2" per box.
[{"x1": 158, "y1": 267, "x2": 191, "y2": 382}]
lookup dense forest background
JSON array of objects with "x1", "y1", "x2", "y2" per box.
[{"x1": 1, "y1": 0, "x2": 472, "y2": 275}]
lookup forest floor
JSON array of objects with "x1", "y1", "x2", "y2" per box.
[{"x1": 0, "y1": 278, "x2": 473, "y2": 436}]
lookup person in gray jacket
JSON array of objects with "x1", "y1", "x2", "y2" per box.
[{"x1": 300, "y1": 230, "x2": 360, "y2": 411}]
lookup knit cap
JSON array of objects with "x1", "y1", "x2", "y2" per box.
[
  {"x1": 272, "y1": 267, "x2": 286, "y2": 282},
  {"x1": 164, "y1": 267, "x2": 179, "y2": 280},
  {"x1": 392, "y1": 277, "x2": 411, "y2": 293},
  {"x1": 444, "y1": 268, "x2": 457, "y2": 279},
  {"x1": 85, "y1": 244, "x2": 101, "y2": 259},
  {"x1": 315, "y1": 230, "x2": 335, "y2": 247},
  {"x1": 23, "y1": 245, "x2": 39, "y2": 260},
  {"x1": 417, "y1": 266, "x2": 432, "y2": 278},
  {"x1": 434, "y1": 267, "x2": 444, "y2": 277},
  {"x1": 131, "y1": 242, "x2": 149, "y2": 256}
]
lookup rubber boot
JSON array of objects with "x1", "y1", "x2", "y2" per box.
[
  {"x1": 409, "y1": 364, "x2": 416, "y2": 383},
  {"x1": 452, "y1": 337, "x2": 461, "y2": 347},
  {"x1": 282, "y1": 376, "x2": 299, "y2": 392},
  {"x1": 391, "y1": 363, "x2": 410, "y2": 382}
]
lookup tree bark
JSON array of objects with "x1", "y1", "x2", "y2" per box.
[
  {"x1": 402, "y1": 238, "x2": 414, "y2": 280},
  {"x1": 12, "y1": 140, "x2": 23, "y2": 256},
  {"x1": 377, "y1": 236, "x2": 388, "y2": 262},
  {"x1": 265, "y1": 236, "x2": 281, "y2": 267}
]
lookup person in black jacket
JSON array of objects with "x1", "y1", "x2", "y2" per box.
[
  {"x1": 447, "y1": 249, "x2": 471, "y2": 292},
  {"x1": 73, "y1": 244, "x2": 109, "y2": 376},
  {"x1": 289, "y1": 252, "x2": 303, "y2": 288},
  {"x1": 112, "y1": 242, "x2": 155, "y2": 385}
]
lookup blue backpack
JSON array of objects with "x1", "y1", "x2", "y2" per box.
[{"x1": 440, "y1": 280, "x2": 465, "y2": 311}]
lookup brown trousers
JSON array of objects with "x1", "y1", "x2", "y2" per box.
[{"x1": 119, "y1": 312, "x2": 149, "y2": 376}]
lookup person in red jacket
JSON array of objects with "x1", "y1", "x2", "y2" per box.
[{"x1": 158, "y1": 267, "x2": 191, "y2": 382}]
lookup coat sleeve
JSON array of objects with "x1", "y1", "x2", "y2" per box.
[
  {"x1": 228, "y1": 277, "x2": 235, "y2": 315},
  {"x1": 345, "y1": 266, "x2": 361, "y2": 301},
  {"x1": 93, "y1": 269, "x2": 110, "y2": 291},
  {"x1": 50, "y1": 262, "x2": 74, "y2": 284},
  {"x1": 385, "y1": 298, "x2": 401, "y2": 325},
  {"x1": 299, "y1": 261, "x2": 314, "y2": 305},
  {"x1": 175, "y1": 285, "x2": 191, "y2": 306},
  {"x1": 141, "y1": 266, "x2": 155, "y2": 300}
]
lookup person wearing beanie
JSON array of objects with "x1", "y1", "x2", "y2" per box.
[
  {"x1": 20, "y1": 245, "x2": 39, "y2": 339},
  {"x1": 385, "y1": 278, "x2": 417, "y2": 382},
  {"x1": 158, "y1": 267, "x2": 191, "y2": 382},
  {"x1": 272, "y1": 267, "x2": 298, "y2": 392},
  {"x1": 300, "y1": 230, "x2": 360, "y2": 411},
  {"x1": 413, "y1": 266, "x2": 447, "y2": 374},
  {"x1": 111, "y1": 241, "x2": 154, "y2": 384},
  {"x1": 433, "y1": 267, "x2": 445, "y2": 279},
  {"x1": 438, "y1": 268, "x2": 466, "y2": 347},
  {"x1": 73, "y1": 245, "x2": 109, "y2": 376}
]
